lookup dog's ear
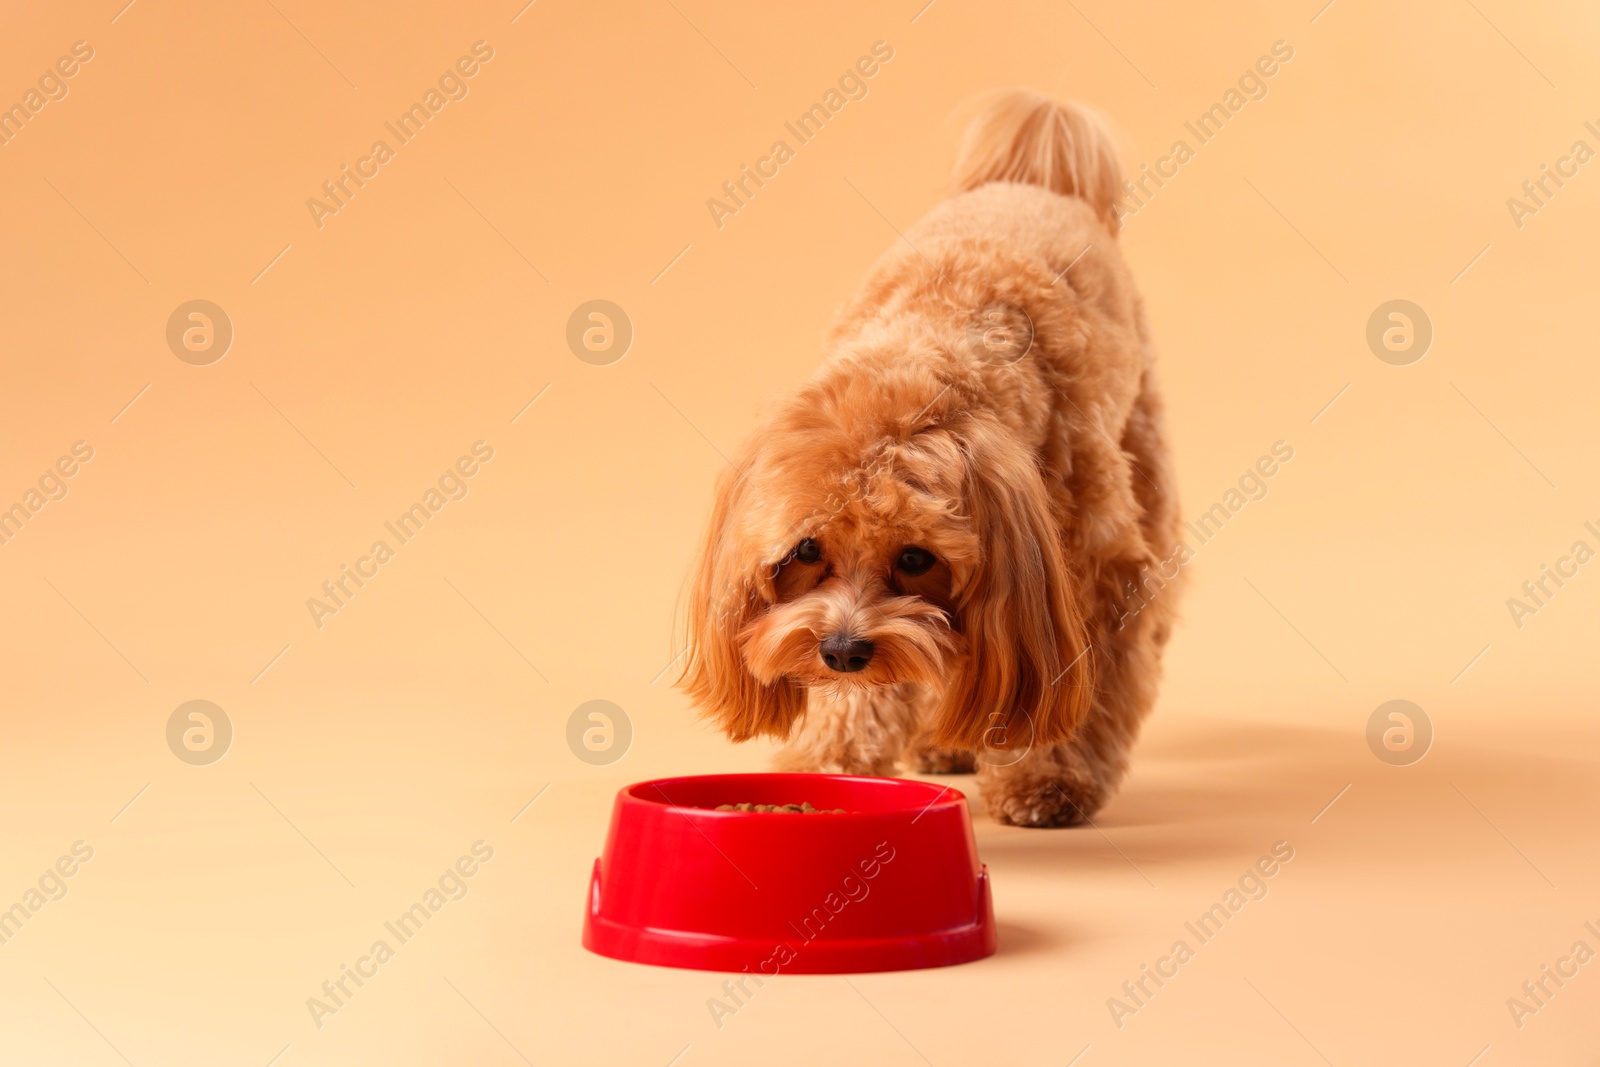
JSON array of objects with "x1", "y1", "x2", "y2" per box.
[
  {"x1": 933, "y1": 418, "x2": 1094, "y2": 752},
  {"x1": 676, "y1": 460, "x2": 807, "y2": 742}
]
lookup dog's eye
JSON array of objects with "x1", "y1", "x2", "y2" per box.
[
  {"x1": 895, "y1": 546, "x2": 935, "y2": 575},
  {"x1": 793, "y1": 538, "x2": 822, "y2": 564}
]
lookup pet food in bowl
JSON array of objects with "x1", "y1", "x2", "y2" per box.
[{"x1": 582, "y1": 772, "x2": 995, "y2": 973}]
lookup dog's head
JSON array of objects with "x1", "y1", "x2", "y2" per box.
[{"x1": 677, "y1": 354, "x2": 1094, "y2": 755}]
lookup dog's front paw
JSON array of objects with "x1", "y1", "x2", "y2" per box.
[
  {"x1": 906, "y1": 746, "x2": 977, "y2": 775},
  {"x1": 984, "y1": 776, "x2": 1105, "y2": 828},
  {"x1": 773, "y1": 747, "x2": 898, "y2": 777}
]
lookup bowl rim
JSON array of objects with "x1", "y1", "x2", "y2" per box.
[{"x1": 621, "y1": 772, "x2": 968, "y2": 820}]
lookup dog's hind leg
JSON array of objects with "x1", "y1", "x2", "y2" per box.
[{"x1": 774, "y1": 684, "x2": 922, "y2": 776}]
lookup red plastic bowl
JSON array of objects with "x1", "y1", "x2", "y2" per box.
[{"x1": 582, "y1": 773, "x2": 995, "y2": 973}]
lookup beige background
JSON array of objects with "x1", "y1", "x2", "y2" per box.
[{"x1": 2, "y1": 0, "x2": 1598, "y2": 1063}]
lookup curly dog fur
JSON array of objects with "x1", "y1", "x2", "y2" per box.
[{"x1": 679, "y1": 89, "x2": 1183, "y2": 827}]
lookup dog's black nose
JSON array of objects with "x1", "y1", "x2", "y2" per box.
[{"x1": 820, "y1": 634, "x2": 875, "y2": 673}]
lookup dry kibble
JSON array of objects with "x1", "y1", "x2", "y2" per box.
[{"x1": 714, "y1": 802, "x2": 845, "y2": 813}]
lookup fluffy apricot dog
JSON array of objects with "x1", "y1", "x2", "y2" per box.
[{"x1": 678, "y1": 90, "x2": 1183, "y2": 827}]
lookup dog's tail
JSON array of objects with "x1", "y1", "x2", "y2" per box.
[{"x1": 951, "y1": 89, "x2": 1123, "y2": 232}]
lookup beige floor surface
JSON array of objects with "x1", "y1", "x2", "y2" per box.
[{"x1": 4, "y1": 707, "x2": 1597, "y2": 1065}]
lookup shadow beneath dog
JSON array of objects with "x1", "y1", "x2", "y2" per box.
[{"x1": 966, "y1": 713, "x2": 1599, "y2": 879}]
